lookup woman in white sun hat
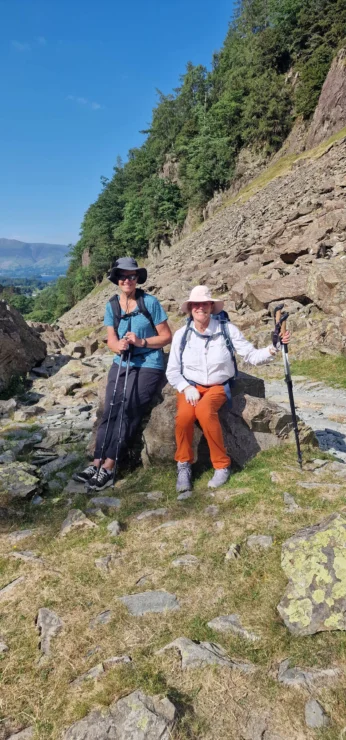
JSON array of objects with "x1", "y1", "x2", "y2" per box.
[{"x1": 166, "y1": 285, "x2": 289, "y2": 492}]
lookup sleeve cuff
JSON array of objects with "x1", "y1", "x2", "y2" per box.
[{"x1": 177, "y1": 380, "x2": 190, "y2": 393}]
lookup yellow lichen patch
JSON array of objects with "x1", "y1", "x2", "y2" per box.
[
  {"x1": 312, "y1": 589, "x2": 325, "y2": 604},
  {"x1": 284, "y1": 598, "x2": 313, "y2": 627},
  {"x1": 324, "y1": 612, "x2": 344, "y2": 629}
]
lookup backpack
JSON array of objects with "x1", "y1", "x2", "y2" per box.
[
  {"x1": 179, "y1": 310, "x2": 238, "y2": 406},
  {"x1": 109, "y1": 289, "x2": 162, "y2": 351}
]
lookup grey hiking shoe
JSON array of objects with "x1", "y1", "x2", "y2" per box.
[
  {"x1": 176, "y1": 462, "x2": 192, "y2": 492},
  {"x1": 207, "y1": 467, "x2": 231, "y2": 489}
]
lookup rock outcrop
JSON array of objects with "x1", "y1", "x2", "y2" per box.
[
  {"x1": 306, "y1": 48, "x2": 346, "y2": 149},
  {"x1": 0, "y1": 302, "x2": 46, "y2": 392},
  {"x1": 27, "y1": 321, "x2": 67, "y2": 352}
]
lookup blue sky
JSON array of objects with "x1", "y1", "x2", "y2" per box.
[{"x1": 0, "y1": 0, "x2": 235, "y2": 245}]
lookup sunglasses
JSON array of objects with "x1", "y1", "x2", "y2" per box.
[{"x1": 118, "y1": 273, "x2": 138, "y2": 282}]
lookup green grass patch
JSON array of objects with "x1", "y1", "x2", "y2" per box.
[{"x1": 291, "y1": 354, "x2": 346, "y2": 389}]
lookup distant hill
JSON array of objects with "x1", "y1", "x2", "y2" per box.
[{"x1": 0, "y1": 238, "x2": 70, "y2": 278}]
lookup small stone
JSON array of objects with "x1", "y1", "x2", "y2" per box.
[
  {"x1": 0, "y1": 640, "x2": 9, "y2": 653},
  {"x1": 103, "y1": 654, "x2": 132, "y2": 668},
  {"x1": 71, "y1": 663, "x2": 104, "y2": 687},
  {"x1": 36, "y1": 608, "x2": 63, "y2": 655},
  {"x1": 9, "y1": 551, "x2": 44, "y2": 565},
  {"x1": 31, "y1": 494, "x2": 43, "y2": 506},
  {"x1": 60, "y1": 509, "x2": 96, "y2": 536},
  {"x1": 207, "y1": 614, "x2": 260, "y2": 642},
  {"x1": 7, "y1": 728, "x2": 34, "y2": 739},
  {"x1": 177, "y1": 490, "x2": 192, "y2": 500},
  {"x1": 270, "y1": 471, "x2": 281, "y2": 483},
  {"x1": 247, "y1": 534, "x2": 273, "y2": 549},
  {"x1": 305, "y1": 698, "x2": 330, "y2": 728},
  {"x1": 0, "y1": 449, "x2": 16, "y2": 463},
  {"x1": 94, "y1": 554, "x2": 118, "y2": 572},
  {"x1": 8, "y1": 529, "x2": 34, "y2": 543},
  {"x1": 157, "y1": 637, "x2": 255, "y2": 673},
  {"x1": 119, "y1": 590, "x2": 180, "y2": 616},
  {"x1": 139, "y1": 490, "x2": 163, "y2": 501},
  {"x1": 107, "y1": 520, "x2": 121, "y2": 536},
  {"x1": 154, "y1": 520, "x2": 180, "y2": 530},
  {"x1": 0, "y1": 576, "x2": 25, "y2": 601},
  {"x1": 204, "y1": 505, "x2": 219, "y2": 516},
  {"x1": 137, "y1": 508, "x2": 169, "y2": 521},
  {"x1": 90, "y1": 610, "x2": 112, "y2": 628},
  {"x1": 172, "y1": 554, "x2": 199, "y2": 567},
  {"x1": 90, "y1": 496, "x2": 121, "y2": 511},
  {"x1": 214, "y1": 520, "x2": 225, "y2": 531},
  {"x1": 225, "y1": 543, "x2": 241, "y2": 560},
  {"x1": 86, "y1": 507, "x2": 106, "y2": 519},
  {"x1": 63, "y1": 479, "x2": 86, "y2": 495},
  {"x1": 283, "y1": 492, "x2": 300, "y2": 512},
  {"x1": 277, "y1": 659, "x2": 340, "y2": 688},
  {"x1": 40, "y1": 453, "x2": 80, "y2": 480}
]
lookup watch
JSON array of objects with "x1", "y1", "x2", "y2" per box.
[{"x1": 142, "y1": 338, "x2": 148, "y2": 348}]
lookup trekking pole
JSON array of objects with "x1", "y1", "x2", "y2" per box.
[
  {"x1": 112, "y1": 344, "x2": 132, "y2": 484},
  {"x1": 89, "y1": 352, "x2": 124, "y2": 489},
  {"x1": 273, "y1": 304, "x2": 303, "y2": 469}
]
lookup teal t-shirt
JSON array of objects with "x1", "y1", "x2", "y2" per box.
[{"x1": 104, "y1": 293, "x2": 168, "y2": 370}]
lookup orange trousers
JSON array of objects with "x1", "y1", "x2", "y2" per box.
[{"x1": 175, "y1": 384, "x2": 231, "y2": 469}]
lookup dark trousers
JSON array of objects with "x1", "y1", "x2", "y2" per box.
[{"x1": 94, "y1": 364, "x2": 164, "y2": 461}]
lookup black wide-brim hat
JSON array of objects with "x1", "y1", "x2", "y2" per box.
[{"x1": 108, "y1": 256, "x2": 147, "y2": 285}]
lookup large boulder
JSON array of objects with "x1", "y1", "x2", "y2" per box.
[
  {"x1": 243, "y1": 274, "x2": 308, "y2": 311},
  {"x1": 306, "y1": 261, "x2": 346, "y2": 316},
  {"x1": 26, "y1": 321, "x2": 67, "y2": 352},
  {"x1": 0, "y1": 302, "x2": 46, "y2": 392},
  {"x1": 306, "y1": 48, "x2": 346, "y2": 149},
  {"x1": 278, "y1": 513, "x2": 346, "y2": 636}
]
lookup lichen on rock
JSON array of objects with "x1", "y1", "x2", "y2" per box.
[{"x1": 278, "y1": 513, "x2": 346, "y2": 635}]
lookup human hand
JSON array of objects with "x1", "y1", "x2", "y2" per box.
[
  {"x1": 184, "y1": 386, "x2": 201, "y2": 406},
  {"x1": 281, "y1": 330, "x2": 290, "y2": 344},
  {"x1": 125, "y1": 331, "x2": 142, "y2": 347},
  {"x1": 116, "y1": 338, "x2": 129, "y2": 353}
]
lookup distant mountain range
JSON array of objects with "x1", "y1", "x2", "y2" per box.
[{"x1": 0, "y1": 238, "x2": 70, "y2": 278}]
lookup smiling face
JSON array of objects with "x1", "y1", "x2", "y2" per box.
[
  {"x1": 190, "y1": 301, "x2": 214, "y2": 324},
  {"x1": 118, "y1": 270, "x2": 138, "y2": 296}
]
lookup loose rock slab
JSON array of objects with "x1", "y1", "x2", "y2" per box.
[
  {"x1": 36, "y1": 608, "x2": 63, "y2": 655},
  {"x1": 0, "y1": 576, "x2": 25, "y2": 601},
  {"x1": 305, "y1": 698, "x2": 330, "y2": 728},
  {"x1": 90, "y1": 496, "x2": 121, "y2": 511},
  {"x1": 207, "y1": 614, "x2": 260, "y2": 642},
  {"x1": 60, "y1": 509, "x2": 96, "y2": 537},
  {"x1": 277, "y1": 659, "x2": 341, "y2": 689},
  {"x1": 247, "y1": 534, "x2": 273, "y2": 549},
  {"x1": 278, "y1": 512, "x2": 346, "y2": 635},
  {"x1": 136, "y1": 508, "x2": 168, "y2": 521},
  {"x1": 0, "y1": 463, "x2": 40, "y2": 499},
  {"x1": 107, "y1": 520, "x2": 121, "y2": 536},
  {"x1": 157, "y1": 637, "x2": 255, "y2": 673},
  {"x1": 119, "y1": 590, "x2": 180, "y2": 616},
  {"x1": 172, "y1": 554, "x2": 199, "y2": 567},
  {"x1": 7, "y1": 729, "x2": 34, "y2": 739},
  {"x1": 63, "y1": 689, "x2": 176, "y2": 739}
]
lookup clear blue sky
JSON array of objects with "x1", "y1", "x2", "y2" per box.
[{"x1": 0, "y1": 0, "x2": 235, "y2": 246}]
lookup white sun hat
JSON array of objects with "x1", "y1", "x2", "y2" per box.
[{"x1": 180, "y1": 285, "x2": 224, "y2": 314}]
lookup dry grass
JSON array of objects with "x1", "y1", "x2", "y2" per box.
[{"x1": 1, "y1": 445, "x2": 346, "y2": 738}]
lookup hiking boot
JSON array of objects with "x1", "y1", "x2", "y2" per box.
[
  {"x1": 176, "y1": 462, "x2": 192, "y2": 492},
  {"x1": 207, "y1": 467, "x2": 231, "y2": 489},
  {"x1": 72, "y1": 465, "x2": 97, "y2": 483},
  {"x1": 87, "y1": 467, "x2": 114, "y2": 491}
]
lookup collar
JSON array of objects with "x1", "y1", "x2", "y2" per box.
[{"x1": 191, "y1": 317, "x2": 217, "y2": 336}]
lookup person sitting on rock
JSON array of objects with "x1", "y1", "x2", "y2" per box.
[
  {"x1": 75, "y1": 257, "x2": 172, "y2": 490},
  {"x1": 166, "y1": 285, "x2": 289, "y2": 492}
]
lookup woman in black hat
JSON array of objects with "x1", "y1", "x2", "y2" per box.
[{"x1": 75, "y1": 257, "x2": 172, "y2": 490}]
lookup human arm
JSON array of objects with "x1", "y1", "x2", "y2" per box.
[
  {"x1": 228, "y1": 323, "x2": 290, "y2": 365},
  {"x1": 125, "y1": 320, "x2": 171, "y2": 349},
  {"x1": 166, "y1": 328, "x2": 191, "y2": 392}
]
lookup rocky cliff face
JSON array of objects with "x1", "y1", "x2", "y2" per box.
[
  {"x1": 0, "y1": 302, "x2": 46, "y2": 392},
  {"x1": 306, "y1": 49, "x2": 346, "y2": 149},
  {"x1": 59, "y1": 131, "x2": 346, "y2": 359}
]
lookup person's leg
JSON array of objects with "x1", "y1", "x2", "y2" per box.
[
  {"x1": 93, "y1": 363, "x2": 126, "y2": 464},
  {"x1": 175, "y1": 391, "x2": 197, "y2": 464},
  {"x1": 195, "y1": 385, "x2": 231, "y2": 470}
]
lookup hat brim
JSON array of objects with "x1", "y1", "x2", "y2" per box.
[
  {"x1": 181, "y1": 298, "x2": 224, "y2": 314},
  {"x1": 108, "y1": 267, "x2": 147, "y2": 285}
]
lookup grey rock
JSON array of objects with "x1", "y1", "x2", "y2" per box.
[
  {"x1": 0, "y1": 462, "x2": 40, "y2": 499},
  {"x1": 119, "y1": 590, "x2": 180, "y2": 616},
  {"x1": 71, "y1": 662, "x2": 105, "y2": 687},
  {"x1": 225, "y1": 543, "x2": 241, "y2": 560},
  {"x1": 0, "y1": 449, "x2": 15, "y2": 463},
  {"x1": 31, "y1": 494, "x2": 43, "y2": 505},
  {"x1": 204, "y1": 505, "x2": 219, "y2": 516},
  {"x1": 94, "y1": 554, "x2": 118, "y2": 572},
  {"x1": 157, "y1": 637, "x2": 255, "y2": 673},
  {"x1": 9, "y1": 550, "x2": 44, "y2": 565},
  {"x1": 36, "y1": 608, "x2": 63, "y2": 655},
  {"x1": 63, "y1": 689, "x2": 176, "y2": 739},
  {"x1": 7, "y1": 729, "x2": 34, "y2": 739},
  {"x1": 90, "y1": 496, "x2": 121, "y2": 511},
  {"x1": 278, "y1": 513, "x2": 346, "y2": 635},
  {"x1": 0, "y1": 576, "x2": 25, "y2": 601},
  {"x1": 277, "y1": 659, "x2": 340, "y2": 689},
  {"x1": 103, "y1": 654, "x2": 132, "y2": 668},
  {"x1": 207, "y1": 614, "x2": 260, "y2": 642},
  {"x1": 247, "y1": 534, "x2": 273, "y2": 549},
  {"x1": 177, "y1": 490, "x2": 192, "y2": 500},
  {"x1": 60, "y1": 509, "x2": 96, "y2": 536},
  {"x1": 107, "y1": 520, "x2": 121, "y2": 536},
  {"x1": 137, "y1": 508, "x2": 168, "y2": 521},
  {"x1": 8, "y1": 529, "x2": 34, "y2": 543},
  {"x1": 283, "y1": 491, "x2": 300, "y2": 512},
  {"x1": 63, "y1": 479, "x2": 86, "y2": 495},
  {"x1": 90, "y1": 610, "x2": 112, "y2": 628},
  {"x1": 139, "y1": 490, "x2": 164, "y2": 501},
  {"x1": 0, "y1": 398, "x2": 16, "y2": 416},
  {"x1": 305, "y1": 698, "x2": 330, "y2": 728},
  {"x1": 297, "y1": 481, "x2": 343, "y2": 490},
  {"x1": 0, "y1": 640, "x2": 9, "y2": 653},
  {"x1": 154, "y1": 520, "x2": 180, "y2": 530},
  {"x1": 172, "y1": 554, "x2": 199, "y2": 567},
  {"x1": 40, "y1": 453, "x2": 80, "y2": 480}
]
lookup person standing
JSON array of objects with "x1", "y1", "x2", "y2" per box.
[
  {"x1": 166, "y1": 285, "x2": 289, "y2": 492},
  {"x1": 75, "y1": 257, "x2": 171, "y2": 490}
]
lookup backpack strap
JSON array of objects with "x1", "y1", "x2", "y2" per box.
[
  {"x1": 135, "y1": 289, "x2": 158, "y2": 336},
  {"x1": 180, "y1": 316, "x2": 193, "y2": 376},
  {"x1": 109, "y1": 290, "x2": 159, "y2": 336},
  {"x1": 217, "y1": 314, "x2": 238, "y2": 379},
  {"x1": 109, "y1": 294, "x2": 122, "y2": 333}
]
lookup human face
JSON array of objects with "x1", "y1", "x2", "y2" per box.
[
  {"x1": 118, "y1": 271, "x2": 138, "y2": 295},
  {"x1": 190, "y1": 301, "x2": 213, "y2": 325}
]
